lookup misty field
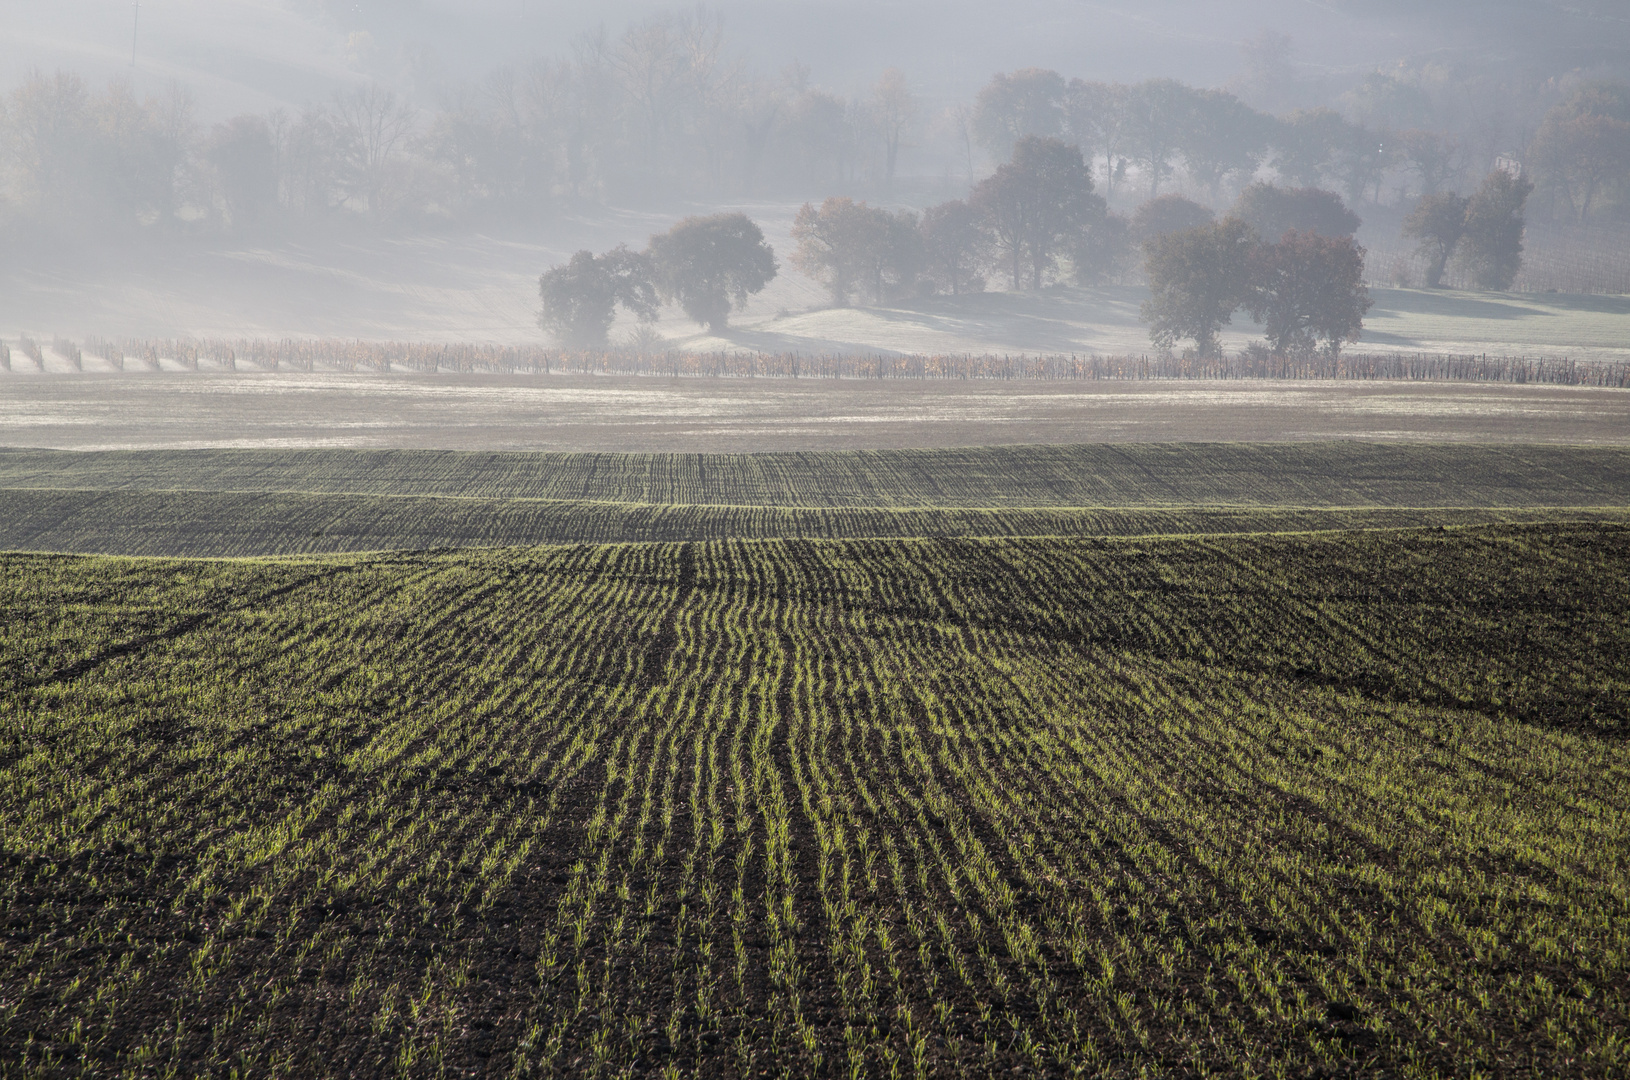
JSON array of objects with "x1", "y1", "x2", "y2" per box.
[
  {"x1": 2, "y1": 523, "x2": 1628, "y2": 1078},
  {"x1": 3, "y1": 375, "x2": 1630, "y2": 453}
]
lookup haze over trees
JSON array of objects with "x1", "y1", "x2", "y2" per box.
[
  {"x1": 647, "y1": 214, "x2": 778, "y2": 332},
  {"x1": 1142, "y1": 217, "x2": 1371, "y2": 359},
  {"x1": 537, "y1": 246, "x2": 659, "y2": 347},
  {"x1": 1, "y1": 6, "x2": 1624, "y2": 311}
]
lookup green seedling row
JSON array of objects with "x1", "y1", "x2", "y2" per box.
[
  {"x1": 2, "y1": 443, "x2": 1628, "y2": 509},
  {"x1": 3, "y1": 486, "x2": 1626, "y2": 556},
  {"x1": 2, "y1": 523, "x2": 1627, "y2": 1077}
]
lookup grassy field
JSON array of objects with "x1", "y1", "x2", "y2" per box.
[{"x1": 1, "y1": 524, "x2": 1627, "y2": 1077}]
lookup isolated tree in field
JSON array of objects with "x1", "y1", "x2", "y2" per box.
[
  {"x1": 1246, "y1": 230, "x2": 1372, "y2": 358},
  {"x1": 1140, "y1": 217, "x2": 1256, "y2": 357},
  {"x1": 1455, "y1": 168, "x2": 1534, "y2": 291},
  {"x1": 1232, "y1": 182, "x2": 1359, "y2": 240},
  {"x1": 971, "y1": 135, "x2": 1105, "y2": 291},
  {"x1": 1131, "y1": 194, "x2": 1214, "y2": 245},
  {"x1": 919, "y1": 199, "x2": 992, "y2": 295},
  {"x1": 538, "y1": 246, "x2": 659, "y2": 347},
  {"x1": 970, "y1": 68, "x2": 1066, "y2": 159},
  {"x1": 1402, "y1": 192, "x2": 1469, "y2": 288},
  {"x1": 646, "y1": 213, "x2": 777, "y2": 332}
]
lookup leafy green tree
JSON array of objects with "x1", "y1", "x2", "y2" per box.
[
  {"x1": 790, "y1": 197, "x2": 917, "y2": 306},
  {"x1": 538, "y1": 246, "x2": 659, "y2": 347},
  {"x1": 1140, "y1": 217, "x2": 1256, "y2": 357},
  {"x1": 1402, "y1": 192, "x2": 1469, "y2": 288},
  {"x1": 1178, "y1": 89, "x2": 1271, "y2": 202},
  {"x1": 1131, "y1": 194, "x2": 1213, "y2": 246},
  {"x1": 970, "y1": 68, "x2": 1066, "y2": 160},
  {"x1": 1397, "y1": 129, "x2": 1462, "y2": 197},
  {"x1": 1232, "y1": 182, "x2": 1359, "y2": 240},
  {"x1": 204, "y1": 115, "x2": 277, "y2": 226},
  {"x1": 1246, "y1": 230, "x2": 1372, "y2": 358},
  {"x1": 1120, "y1": 79, "x2": 1199, "y2": 197},
  {"x1": 1273, "y1": 107, "x2": 1352, "y2": 188},
  {"x1": 647, "y1": 213, "x2": 777, "y2": 332},
  {"x1": 1455, "y1": 169, "x2": 1534, "y2": 290},
  {"x1": 872, "y1": 68, "x2": 918, "y2": 194},
  {"x1": 1069, "y1": 212, "x2": 1133, "y2": 284},
  {"x1": 1528, "y1": 83, "x2": 1630, "y2": 223},
  {"x1": 919, "y1": 199, "x2": 992, "y2": 295},
  {"x1": 971, "y1": 135, "x2": 1104, "y2": 290},
  {"x1": 1063, "y1": 79, "x2": 1132, "y2": 199}
]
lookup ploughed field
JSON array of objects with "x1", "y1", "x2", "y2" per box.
[
  {"x1": 2, "y1": 444, "x2": 1628, "y2": 1077},
  {"x1": 3, "y1": 442, "x2": 1630, "y2": 556}
]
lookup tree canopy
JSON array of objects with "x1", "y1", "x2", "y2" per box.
[
  {"x1": 1246, "y1": 230, "x2": 1373, "y2": 358},
  {"x1": 971, "y1": 135, "x2": 1104, "y2": 290},
  {"x1": 1140, "y1": 217, "x2": 1257, "y2": 357},
  {"x1": 1232, "y1": 183, "x2": 1360, "y2": 241},
  {"x1": 647, "y1": 213, "x2": 778, "y2": 332},
  {"x1": 537, "y1": 246, "x2": 659, "y2": 348}
]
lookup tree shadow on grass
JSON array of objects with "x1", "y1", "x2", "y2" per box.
[{"x1": 1367, "y1": 288, "x2": 1546, "y2": 321}]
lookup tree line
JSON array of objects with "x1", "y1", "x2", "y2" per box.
[
  {"x1": 539, "y1": 113, "x2": 1543, "y2": 354},
  {"x1": 1, "y1": 13, "x2": 1625, "y2": 240}
]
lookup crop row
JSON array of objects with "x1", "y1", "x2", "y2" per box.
[
  {"x1": 2, "y1": 486, "x2": 1625, "y2": 558},
  {"x1": 7, "y1": 337, "x2": 1629, "y2": 386},
  {"x1": 3, "y1": 443, "x2": 1627, "y2": 510},
  {"x1": 1, "y1": 523, "x2": 1627, "y2": 1076}
]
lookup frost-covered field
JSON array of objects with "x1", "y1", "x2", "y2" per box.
[{"x1": 1, "y1": 373, "x2": 1627, "y2": 451}]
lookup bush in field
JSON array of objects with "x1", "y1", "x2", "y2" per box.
[
  {"x1": 1456, "y1": 169, "x2": 1534, "y2": 291},
  {"x1": 538, "y1": 247, "x2": 659, "y2": 348},
  {"x1": 646, "y1": 213, "x2": 777, "y2": 332},
  {"x1": 1140, "y1": 217, "x2": 1256, "y2": 356},
  {"x1": 1246, "y1": 230, "x2": 1372, "y2": 359}
]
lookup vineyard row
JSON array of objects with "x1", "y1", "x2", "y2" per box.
[{"x1": 3, "y1": 335, "x2": 1627, "y2": 386}]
